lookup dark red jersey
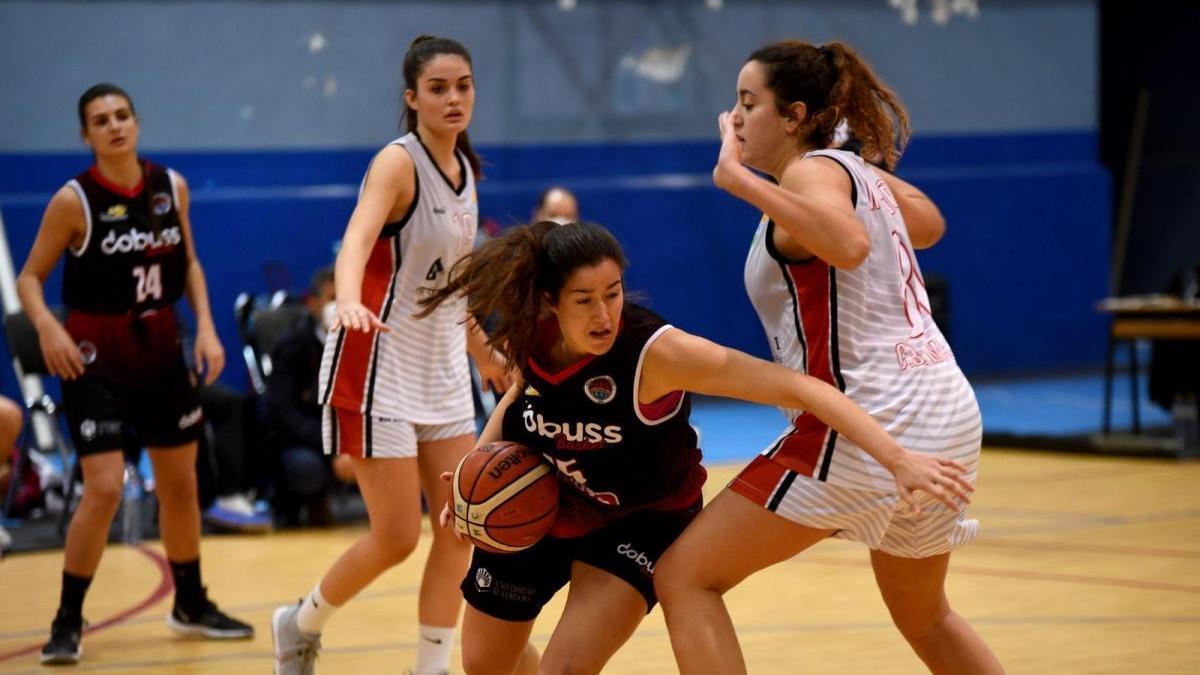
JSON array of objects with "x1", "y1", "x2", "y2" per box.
[
  {"x1": 501, "y1": 304, "x2": 706, "y2": 538},
  {"x1": 62, "y1": 161, "x2": 188, "y2": 314}
]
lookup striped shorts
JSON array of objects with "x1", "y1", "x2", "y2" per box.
[
  {"x1": 322, "y1": 406, "x2": 475, "y2": 459},
  {"x1": 730, "y1": 455, "x2": 979, "y2": 559}
]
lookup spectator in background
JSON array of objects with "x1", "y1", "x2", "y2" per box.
[
  {"x1": 0, "y1": 394, "x2": 25, "y2": 554},
  {"x1": 197, "y1": 381, "x2": 272, "y2": 532},
  {"x1": 533, "y1": 185, "x2": 579, "y2": 224},
  {"x1": 264, "y1": 266, "x2": 354, "y2": 526}
]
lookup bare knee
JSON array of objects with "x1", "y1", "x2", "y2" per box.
[
  {"x1": 889, "y1": 602, "x2": 954, "y2": 647},
  {"x1": 537, "y1": 654, "x2": 595, "y2": 675},
  {"x1": 653, "y1": 547, "x2": 709, "y2": 609},
  {"x1": 367, "y1": 524, "x2": 419, "y2": 566},
  {"x1": 154, "y1": 472, "x2": 199, "y2": 510},
  {"x1": 80, "y1": 474, "x2": 123, "y2": 515},
  {"x1": 462, "y1": 644, "x2": 521, "y2": 675}
]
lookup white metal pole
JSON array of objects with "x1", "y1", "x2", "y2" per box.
[{"x1": 0, "y1": 210, "x2": 55, "y2": 452}]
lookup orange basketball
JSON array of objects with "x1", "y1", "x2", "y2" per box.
[{"x1": 451, "y1": 441, "x2": 559, "y2": 553}]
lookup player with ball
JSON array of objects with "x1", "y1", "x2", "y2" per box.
[{"x1": 419, "y1": 220, "x2": 970, "y2": 675}]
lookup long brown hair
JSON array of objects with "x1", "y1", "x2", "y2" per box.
[
  {"x1": 402, "y1": 35, "x2": 482, "y2": 180},
  {"x1": 418, "y1": 221, "x2": 628, "y2": 369},
  {"x1": 749, "y1": 40, "x2": 911, "y2": 170}
]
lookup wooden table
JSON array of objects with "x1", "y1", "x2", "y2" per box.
[{"x1": 1097, "y1": 296, "x2": 1200, "y2": 434}]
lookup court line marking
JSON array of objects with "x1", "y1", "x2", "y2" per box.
[
  {"x1": 2, "y1": 615, "x2": 1197, "y2": 674},
  {"x1": 795, "y1": 554, "x2": 1200, "y2": 594},
  {"x1": 970, "y1": 538, "x2": 1200, "y2": 560},
  {"x1": 0, "y1": 546, "x2": 172, "y2": 663}
]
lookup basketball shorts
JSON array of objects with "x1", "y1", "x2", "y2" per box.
[
  {"x1": 731, "y1": 455, "x2": 979, "y2": 559},
  {"x1": 322, "y1": 407, "x2": 475, "y2": 458},
  {"x1": 60, "y1": 308, "x2": 202, "y2": 456},
  {"x1": 462, "y1": 498, "x2": 701, "y2": 622}
]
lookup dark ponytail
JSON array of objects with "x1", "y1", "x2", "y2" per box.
[
  {"x1": 749, "y1": 40, "x2": 911, "y2": 170},
  {"x1": 418, "y1": 221, "x2": 627, "y2": 369},
  {"x1": 402, "y1": 35, "x2": 483, "y2": 180}
]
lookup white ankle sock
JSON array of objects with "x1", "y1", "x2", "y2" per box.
[
  {"x1": 295, "y1": 583, "x2": 337, "y2": 634},
  {"x1": 415, "y1": 624, "x2": 456, "y2": 674}
]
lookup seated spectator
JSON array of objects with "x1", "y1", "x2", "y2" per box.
[
  {"x1": 0, "y1": 394, "x2": 25, "y2": 553},
  {"x1": 198, "y1": 382, "x2": 271, "y2": 532},
  {"x1": 533, "y1": 185, "x2": 579, "y2": 224},
  {"x1": 264, "y1": 266, "x2": 354, "y2": 525}
]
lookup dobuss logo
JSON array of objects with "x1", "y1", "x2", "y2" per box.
[
  {"x1": 523, "y1": 408, "x2": 622, "y2": 444},
  {"x1": 101, "y1": 226, "x2": 182, "y2": 255}
]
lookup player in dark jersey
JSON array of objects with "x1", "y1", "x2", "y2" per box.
[
  {"x1": 16, "y1": 83, "x2": 252, "y2": 666},
  {"x1": 418, "y1": 221, "x2": 971, "y2": 675}
]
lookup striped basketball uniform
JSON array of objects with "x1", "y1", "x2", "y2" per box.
[
  {"x1": 732, "y1": 149, "x2": 981, "y2": 558},
  {"x1": 319, "y1": 133, "x2": 478, "y2": 458}
]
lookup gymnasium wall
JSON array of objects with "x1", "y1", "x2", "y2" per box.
[{"x1": 0, "y1": 0, "x2": 1108, "y2": 400}]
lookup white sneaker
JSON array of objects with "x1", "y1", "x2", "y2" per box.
[{"x1": 272, "y1": 603, "x2": 321, "y2": 675}]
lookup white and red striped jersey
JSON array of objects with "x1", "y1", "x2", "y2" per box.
[
  {"x1": 743, "y1": 149, "x2": 981, "y2": 492},
  {"x1": 319, "y1": 132, "x2": 477, "y2": 424}
]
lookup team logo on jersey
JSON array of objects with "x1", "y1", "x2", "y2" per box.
[
  {"x1": 79, "y1": 419, "x2": 98, "y2": 441},
  {"x1": 99, "y1": 204, "x2": 129, "y2": 223},
  {"x1": 474, "y1": 568, "x2": 493, "y2": 591},
  {"x1": 100, "y1": 225, "x2": 182, "y2": 255},
  {"x1": 584, "y1": 376, "x2": 616, "y2": 404},
  {"x1": 151, "y1": 192, "x2": 172, "y2": 216},
  {"x1": 524, "y1": 384, "x2": 540, "y2": 397}
]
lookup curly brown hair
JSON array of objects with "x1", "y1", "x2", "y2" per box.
[
  {"x1": 417, "y1": 221, "x2": 627, "y2": 370},
  {"x1": 748, "y1": 40, "x2": 911, "y2": 170}
]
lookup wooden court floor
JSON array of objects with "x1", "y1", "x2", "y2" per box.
[{"x1": 1, "y1": 447, "x2": 1198, "y2": 674}]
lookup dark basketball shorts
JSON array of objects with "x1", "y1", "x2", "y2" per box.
[
  {"x1": 60, "y1": 308, "x2": 203, "y2": 456},
  {"x1": 462, "y1": 498, "x2": 701, "y2": 622}
]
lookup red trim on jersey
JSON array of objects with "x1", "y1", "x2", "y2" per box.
[
  {"x1": 88, "y1": 165, "x2": 145, "y2": 199},
  {"x1": 768, "y1": 260, "x2": 836, "y2": 475},
  {"x1": 332, "y1": 407, "x2": 365, "y2": 458},
  {"x1": 639, "y1": 390, "x2": 683, "y2": 421},
  {"x1": 528, "y1": 353, "x2": 596, "y2": 386},
  {"x1": 327, "y1": 237, "x2": 395, "y2": 409},
  {"x1": 528, "y1": 317, "x2": 624, "y2": 385},
  {"x1": 730, "y1": 454, "x2": 791, "y2": 506}
]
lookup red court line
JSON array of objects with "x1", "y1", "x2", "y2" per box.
[{"x1": 0, "y1": 546, "x2": 173, "y2": 663}]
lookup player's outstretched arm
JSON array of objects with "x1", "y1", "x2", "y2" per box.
[
  {"x1": 331, "y1": 145, "x2": 414, "y2": 333},
  {"x1": 640, "y1": 328, "x2": 972, "y2": 513}
]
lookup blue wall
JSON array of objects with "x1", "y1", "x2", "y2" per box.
[
  {"x1": 0, "y1": 131, "x2": 1110, "y2": 403},
  {"x1": 0, "y1": 0, "x2": 1109, "y2": 403}
]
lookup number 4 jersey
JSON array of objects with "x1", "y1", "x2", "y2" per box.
[
  {"x1": 63, "y1": 161, "x2": 187, "y2": 314},
  {"x1": 743, "y1": 149, "x2": 981, "y2": 493}
]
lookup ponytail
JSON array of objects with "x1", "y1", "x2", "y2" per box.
[{"x1": 749, "y1": 40, "x2": 911, "y2": 170}]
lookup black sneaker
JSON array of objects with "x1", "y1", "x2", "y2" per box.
[
  {"x1": 166, "y1": 590, "x2": 254, "y2": 639},
  {"x1": 40, "y1": 610, "x2": 84, "y2": 665}
]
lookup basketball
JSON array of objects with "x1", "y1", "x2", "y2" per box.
[{"x1": 451, "y1": 441, "x2": 560, "y2": 553}]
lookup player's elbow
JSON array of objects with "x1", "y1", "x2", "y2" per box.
[
  {"x1": 910, "y1": 215, "x2": 946, "y2": 249},
  {"x1": 832, "y1": 232, "x2": 870, "y2": 269}
]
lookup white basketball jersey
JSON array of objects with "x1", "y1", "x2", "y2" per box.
[
  {"x1": 320, "y1": 133, "x2": 477, "y2": 423},
  {"x1": 743, "y1": 149, "x2": 981, "y2": 491}
]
